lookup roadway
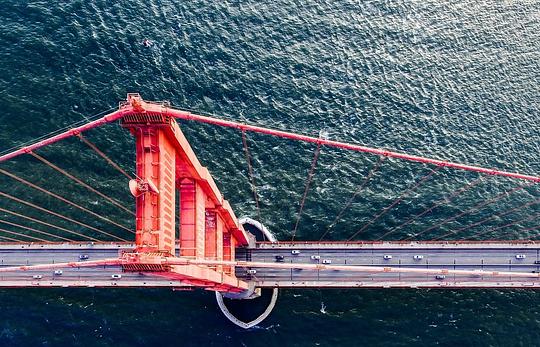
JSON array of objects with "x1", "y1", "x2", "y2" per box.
[
  {"x1": 0, "y1": 242, "x2": 190, "y2": 288},
  {"x1": 1, "y1": 241, "x2": 540, "y2": 288},
  {"x1": 238, "y1": 241, "x2": 540, "y2": 288}
]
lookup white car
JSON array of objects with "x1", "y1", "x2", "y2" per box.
[
  {"x1": 383, "y1": 255, "x2": 393, "y2": 260},
  {"x1": 291, "y1": 250, "x2": 301, "y2": 255},
  {"x1": 32, "y1": 275, "x2": 42, "y2": 279},
  {"x1": 54, "y1": 270, "x2": 63, "y2": 276},
  {"x1": 413, "y1": 255, "x2": 424, "y2": 261},
  {"x1": 322, "y1": 259, "x2": 332, "y2": 264},
  {"x1": 310, "y1": 255, "x2": 321, "y2": 260},
  {"x1": 247, "y1": 269, "x2": 257, "y2": 275},
  {"x1": 515, "y1": 254, "x2": 526, "y2": 260},
  {"x1": 111, "y1": 274, "x2": 122, "y2": 279}
]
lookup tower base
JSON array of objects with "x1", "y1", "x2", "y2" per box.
[{"x1": 216, "y1": 218, "x2": 278, "y2": 328}]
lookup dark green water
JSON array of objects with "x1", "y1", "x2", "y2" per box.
[{"x1": 0, "y1": 1, "x2": 539, "y2": 346}]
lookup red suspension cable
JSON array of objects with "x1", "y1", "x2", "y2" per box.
[
  {"x1": 76, "y1": 133, "x2": 132, "y2": 180},
  {"x1": 470, "y1": 212, "x2": 540, "y2": 239},
  {"x1": 0, "y1": 227, "x2": 50, "y2": 242},
  {"x1": 0, "y1": 191, "x2": 128, "y2": 241},
  {"x1": 0, "y1": 109, "x2": 126, "y2": 163},
  {"x1": 406, "y1": 184, "x2": 530, "y2": 240},
  {"x1": 0, "y1": 235, "x2": 24, "y2": 243},
  {"x1": 163, "y1": 107, "x2": 540, "y2": 182},
  {"x1": 319, "y1": 156, "x2": 385, "y2": 241},
  {"x1": 378, "y1": 176, "x2": 485, "y2": 240},
  {"x1": 0, "y1": 206, "x2": 100, "y2": 242},
  {"x1": 436, "y1": 198, "x2": 540, "y2": 240},
  {"x1": 0, "y1": 219, "x2": 72, "y2": 242},
  {"x1": 291, "y1": 143, "x2": 322, "y2": 241},
  {"x1": 241, "y1": 131, "x2": 263, "y2": 228},
  {"x1": 0, "y1": 169, "x2": 133, "y2": 234},
  {"x1": 348, "y1": 167, "x2": 440, "y2": 241},
  {"x1": 30, "y1": 152, "x2": 134, "y2": 216}
]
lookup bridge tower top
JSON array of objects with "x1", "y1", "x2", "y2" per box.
[{"x1": 121, "y1": 94, "x2": 251, "y2": 291}]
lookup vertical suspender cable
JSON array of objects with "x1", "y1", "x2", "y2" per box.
[
  {"x1": 0, "y1": 169, "x2": 133, "y2": 234},
  {"x1": 241, "y1": 131, "x2": 264, "y2": 240},
  {"x1": 470, "y1": 211, "x2": 540, "y2": 239},
  {"x1": 349, "y1": 166, "x2": 440, "y2": 241},
  {"x1": 319, "y1": 156, "x2": 385, "y2": 241},
  {"x1": 378, "y1": 175, "x2": 485, "y2": 240},
  {"x1": 0, "y1": 235, "x2": 24, "y2": 243},
  {"x1": 435, "y1": 198, "x2": 540, "y2": 240},
  {"x1": 292, "y1": 143, "x2": 322, "y2": 241},
  {"x1": 29, "y1": 152, "x2": 134, "y2": 216},
  {"x1": 405, "y1": 184, "x2": 530, "y2": 240},
  {"x1": 0, "y1": 191, "x2": 128, "y2": 241},
  {"x1": 0, "y1": 227, "x2": 50, "y2": 242},
  {"x1": 0, "y1": 219, "x2": 73, "y2": 241},
  {"x1": 0, "y1": 206, "x2": 101, "y2": 242},
  {"x1": 76, "y1": 134, "x2": 133, "y2": 180}
]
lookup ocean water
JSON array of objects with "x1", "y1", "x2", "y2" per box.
[{"x1": 0, "y1": 0, "x2": 539, "y2": 346}]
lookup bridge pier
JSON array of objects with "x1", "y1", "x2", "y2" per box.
[{"x1": 216, "y1": 218, "x2": 279, "y2": 328}]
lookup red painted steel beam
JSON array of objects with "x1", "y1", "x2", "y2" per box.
[
  {"x1": 159, "y1": 108, "x2": 540, "y2": 183},
  {"x1": 165, "y1": 257, "x2": 540, "y2": 279},
  {"x1": 0, "y1": 109, "x2": 128, "y2": 163}
]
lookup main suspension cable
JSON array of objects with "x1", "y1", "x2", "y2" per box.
[
  {"x1": 405, "y1": 184, "x2": 530, "y2": 240},
  {"x1": 0, "y1": 107, "x2": 116, "y2": 157},
  {"x1": 166, "y1": 107, "x2": 540, "y2": 182},
  {"x1": 0, "y1": 219, "x2": 72, "y2": 241},
  {"x1": 29, "y1": 152, "x2": 134, "y2": 216},
  {"x1": 435, "y1": 198, "x2": 540, "y2": 240},
  {"x1": 0, "y1": 191, "x2": 128, "y2": 241},
  {"x1": 76, "y1": 133, "x2": 132, "y2": 180},
  {"x1": 0, "y1": 169, "x2": 133, "y2": 234},
  {"x1": 292, "y1": 143, "x2": 322, "y2": 241},
  {"x1": 379, "y1": 175, "x2": 485, "y2": 240},
  {"x1": 0, "y1": 227, "x2": 50, "y2": 242},
  {"x1": 241, "y1": 131, "x2": 263, "y2": 233},
  {"x1": 0, "y1": 206, "x2": 100, "y2": 242},
  {"x1": 349, "y1": 166, "x2": 441, "y2": 241},
  {"x1": 319, "y1": 156, "x2": 385, "y2": 241}
]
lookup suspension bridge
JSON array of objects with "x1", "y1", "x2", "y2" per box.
[{"x1": 0, "y1": 94, "x2": 538, "y2": 327}]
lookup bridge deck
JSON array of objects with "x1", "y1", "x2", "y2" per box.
[
  {"x1": 0, "y1": 242, "x2": 539, "y2": 288},
  {"x1": 239, "y1": 241, "x2": 540, "y2": 288},
  {"x1": 0, "y1": 243, "x2": 190, "y2": 288}
]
